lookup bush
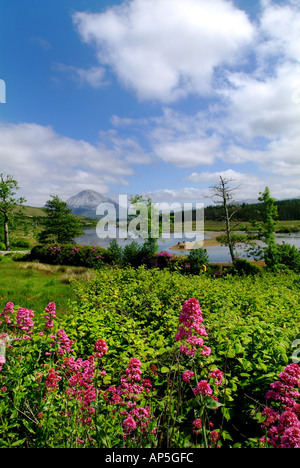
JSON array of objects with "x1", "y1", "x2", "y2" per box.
[
  {"x1": 233, "y1": 258, "x2": 262, "y2": 276},
  {"x1": 105, "y1": 239, "x2": 123, "y2": 265},
  {"x1": 10, "y1": 238, "x2": 31, "y2": 249},
  {"x1": 30, "y1": 244, "x2": 107, "y2": 268},
  {"x1": 273, "y1": 243, "x2": 300, "y2": 273},
  {"x1": 187, "y1": 248, "x2": 210, "y2": 275}
]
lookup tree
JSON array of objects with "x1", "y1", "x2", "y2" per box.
[
  {"x1": 128, "y1": 194, "x2": 159, "y2": 256},
  {"x1": 208, "y1": 176, "x2": 241, "y2": 264},
  {"x1": 256, "y1": 187, "x2": 278, "y2": 267},
  {"x1": 38, "y1": 195, "x2": 83, "y2": 244},
  {"x1": 0, "y1": 174, "x2": 26, "y2": 251}
]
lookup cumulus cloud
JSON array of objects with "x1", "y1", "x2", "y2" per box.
[
  {"x1": 73, "y1": 0, "x2": 254, "y2": 102},
  {"x1": 0, "y1": 122, "x2": 143, "y2": 206}
]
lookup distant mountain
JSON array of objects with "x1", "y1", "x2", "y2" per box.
[{"x1": 66, "y1": 190, "x2": 119, "y2": 219}]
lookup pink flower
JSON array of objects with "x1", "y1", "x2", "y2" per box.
[
  {"x1": 210, "y1": 430, "x2": 219, "y2": 444},
  {"x1": 262, "y1": 363, "x2": 300, "y2": 448},
  {"x1": 122, "y1": 415, "x2": 137, "y2": 433},
  {"x1": 192, "y1": 418, "x2": 202, "y2": 434},
  {"x1": 182, "y1": 370, "x2": 195, "y2": 382},
  {"x1": 176, "y1": 298, "x2": 210, "y2": 357},
  {"x1": 193, "y1": 380, "x2": 213, "y2": 397},
  {"x1": 16, "y1": 307, "x2": 34, "y2": 332},
  {"x1": 0, "y1": 354, "x2": 5, "y2": 372},
  {"x1": 53, "y1": 329, "x2": 74, "y2": 356},
  {"x1": 281, "y1": 426, "x2": 300, "y2": 448},
  {"x1": 94, "y1": 339, "x2": 108, "y2": 359},
  {"x1": 0, "y1": 302, "x2": 14, "y2": 326},
  {"x1": 45, "y1": 368, "x2": 61, "y2": 392},
  {"x1": 209, "y1": 368, "x2": 223, "y2": 386},
  {"x1": 44, "y1": 302, "x2": 56, "y2": 330}
]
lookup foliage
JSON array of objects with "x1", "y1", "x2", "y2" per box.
[
  {"x1": 0, "y1": 266, "x2": 299, "y2": 448},
  {"x1": 0, "y1": 174, "x2": 26, "y2": 250},
  {"x1": 30, "y1": 243, "x2": 107, "y2": 269},
  {"x1": 204, "y1": 198, "x2": 300, "y2": 223},
  {"x1": 0, "y1": 265, "x2": 299, "y2": 448},
  {"x1": 270, "y1": 243, "x2": 300, "y2": 273},
  {"x1": 10, "y1": 238, "x2": 31, "y2": 249},
  {"x1": 37, "y1": 195, "x2": 83, "y2": 244},
  {"x1": 232, "y1": 258, "x2": 262, "y2": 276},
  {"x1": 30, "y1": 242, "x2": 209, "y2": 275}
]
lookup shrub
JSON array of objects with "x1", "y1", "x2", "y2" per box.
[
  {"x1": 10, "y1": 238, "x2": 31, "y2": 249},
  {"x1": 30, "y1": 244, "x2": 107, "y2": 268},
  {"x1": 273, "y1": 243, "x2": 300, "y2": 273},
  {"x1": 187, "y1": 248, "x2": 210, "y2": 275},
  {"x1": 233, "y1": 258, "x2": 262, "y2": 276},
  {"x1": 105, "y1": 239, "x2": 123, "y2": 265}
]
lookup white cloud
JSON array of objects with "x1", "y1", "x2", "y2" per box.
[
  {"x1": 53, "y1": 63, "x2": 107, "y2": 89},
  {"x1": 259, "y1": 0, "x2": 300, "y2": 62},
  {"x1": 0, "y1": 122, "x2": 138, "y2": 206},
  {"x1": 153, "y1": 135, "x2": 220, "y2": 168},
  {"x1": 73, "y1": 0, "x2": 254, "y2": 102}
]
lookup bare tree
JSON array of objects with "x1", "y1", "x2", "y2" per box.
[{"x1": 208, "y1": 176, "x2": 240, "y2": 264}]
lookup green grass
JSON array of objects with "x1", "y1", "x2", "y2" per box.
[{"x1": 0, "y1": 257, "x2": 96, "y2": 318}]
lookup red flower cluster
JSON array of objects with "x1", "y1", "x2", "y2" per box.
[
  {"x1": 106, "y1": 358, "x2": 152, "y2": 441},
  {"x1": 261, "y1": 363, "x2": 300, "y2": 448},
  {"x1": 176, "y1": 298, "x2": 210, "y2": 357}
]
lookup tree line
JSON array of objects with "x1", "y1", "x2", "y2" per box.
[{"x1": 203, "y1": 198, "x2": 300, "y2": 222}]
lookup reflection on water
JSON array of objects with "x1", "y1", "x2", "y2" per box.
[{"x1": 74, "y1": 228, "x2": 300, "y2": 264}]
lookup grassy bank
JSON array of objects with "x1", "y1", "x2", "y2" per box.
[{"x1": 0, "y1": 257, "x2": 96, "y2": 317}]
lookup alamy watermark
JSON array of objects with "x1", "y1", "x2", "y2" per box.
[
  {"x1": 95, "y1": 195, "x2": 204, "y2": 247},
  {"x1": 0, "y1": 79, "x2": 6, "y2": 104},
  {"x1": 292, "y1": 339, "x2": 300, "y2": 364}
]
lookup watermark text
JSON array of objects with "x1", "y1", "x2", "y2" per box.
[{"x1": 0, "y1": 79, "x2": 6, "y2": 103}]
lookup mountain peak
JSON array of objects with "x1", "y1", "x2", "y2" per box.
[{"x1": 66, "y1": 190, "x2": 119, "y2": 218}]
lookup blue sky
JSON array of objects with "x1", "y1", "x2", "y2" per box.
[{"x1": 0, "y1": 0, "x2": 299, "y2": 207}]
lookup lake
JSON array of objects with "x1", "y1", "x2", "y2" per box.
[{"x1": 74, "y1": 228, "x2": 300, "y2": 263}]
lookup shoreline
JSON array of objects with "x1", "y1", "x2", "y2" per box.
[{"x1": 170, "y1": 231, "x2": 222, "y2": 251}]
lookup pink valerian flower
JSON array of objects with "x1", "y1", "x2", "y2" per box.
[
  {"x1": 122, "y1": 415, "x2": 137, "y2": 434},
  {"x1": 125, "y1": 358, "x2": 142, "y2": 382},
  {"x1": 281, "y1": 426, "x2": 300, "y2": 448},
  {"x1": 16, "y1": 307, "x2": 34, "y2": 333},
  {"x1": 182, "y1": 370, "x2": 195, "y2": 383},
  {"x1": 52, "y1": 329, "x2": 74, "y2": 356},
  {"x1": 0, "y1": 354, "x2": 5, "y2": 372},
  {"x1": 0, "y1": 302, "x2": 14, "y2": 326},
  {"x1": 176, "y1": 298, "x2": 209, "y2": 357},
  {"x1": 107, "y1": 358, "x2": 153, "y2": 440},
  {"x1": 209, "y1": 369, "x2": 223, "y2": 386},
  {"x1": 64, "y1": 355, "x2": 97, "y2": 425},
  {"x1": 192, "y1": 418, "x2": 202, "y2": 434},
  {"x1": 210, "y1": 431, "x2": 219, "y2": 444},
  {"x1": 94, "y1": 339, "x2": 108, "y2": 359},
  {"x1": 192, "y1": 380, "x2": 213, "y2": 397},
  {"x1": 45, "y1": 368, "x2": 61, "y2": 392},
  {"x1": 44, "y1": 302, "x2": 56, "y2": 330},
  {"x1": 261, "y1": 408, "x2": 280, "y2": 428},
  {"x1": 262, "y1": 363, "x2": 300, "y2": 448},
  {"x1": 279, "y1": 363, "x2": 300, "y2": 387}
]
